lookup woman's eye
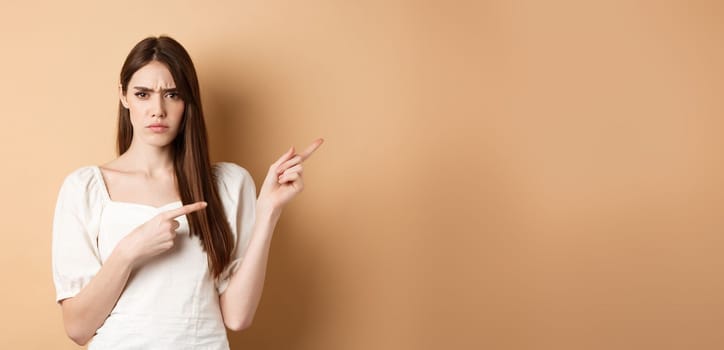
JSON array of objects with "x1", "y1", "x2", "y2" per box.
[
  {"x1": 134, "y1": 92, "x2": 147, "y2": 98},
  {"x1": 166, "y1": 92, "x2": 180, "y2": 99}
]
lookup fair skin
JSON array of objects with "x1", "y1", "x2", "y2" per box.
[{"x1": 59, "y1": 60, "x2": 323, "y2": 345}]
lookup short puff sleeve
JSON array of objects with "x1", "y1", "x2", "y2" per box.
[
  {"x1": 213, "y1": 162, "x2": 257, "y2": 295},
  {"x1": 51, "y1": 166, "x2": 104, "y2": 303}
]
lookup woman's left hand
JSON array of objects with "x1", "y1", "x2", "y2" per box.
[{"x1": 257, "y1": 138, "x2": 324, "y2": 217}]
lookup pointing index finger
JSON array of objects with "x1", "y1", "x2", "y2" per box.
[
  {"x1": 299, "y1": 138, "x2": 324, "y2": 162},
  {"x1": 161, "y1": 201, "x2": 208, "y2": 220}
]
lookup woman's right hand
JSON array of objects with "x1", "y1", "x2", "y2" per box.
[{"x1": 117, "y1": 201, "x2": 208, "y2": 269}]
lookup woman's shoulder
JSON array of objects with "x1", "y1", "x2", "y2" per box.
[
  {"x1": 212, "y1": 162, "x2": 256, "y2": 204},
  {"x1": 213, "y1": 161, "x2": 253, "y2": 184},
  {"x1": 55, "y1": 165, "x2": 106, "y2": 206},
  {"x1": 59, "y1": 165, "x2": 99, "y2": 188}
]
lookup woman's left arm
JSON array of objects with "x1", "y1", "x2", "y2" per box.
[
  {"x1": 219, "y1": 138, "x2": 323, "y2": 331},
  {"x1": 219, "y1": 206, "x2": 279, "y2": 331}
]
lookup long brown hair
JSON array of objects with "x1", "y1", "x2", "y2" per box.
[{"x1": 117, "y1": 36, "x2": 234, "y2": 278}]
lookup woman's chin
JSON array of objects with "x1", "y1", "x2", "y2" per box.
[{"x1": 143, "y1": 136, "x2": 177, "y2": 148}]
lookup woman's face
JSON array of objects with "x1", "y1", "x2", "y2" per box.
[{"x1": 120, "y1": 60, "x2": 185, "y2": 148}]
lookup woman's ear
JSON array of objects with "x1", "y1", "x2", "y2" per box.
[{"x1": 119, "y1": 83, "x2": 129, "y2": 109}]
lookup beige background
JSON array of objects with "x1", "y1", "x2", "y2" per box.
[{"x1": 1, "y1": 0, "x2": 723, "y2": 349}]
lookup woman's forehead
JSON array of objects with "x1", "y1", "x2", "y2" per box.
[{"x1": 129, "y1": 61, "x2": 177, "y2": 89}]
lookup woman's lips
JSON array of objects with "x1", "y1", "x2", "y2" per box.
[{"x1": 147, "y1": 125, "x2": 169, "y2": 133}]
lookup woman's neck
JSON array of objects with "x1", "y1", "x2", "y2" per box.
[{"x1": 119, "y1": 141, "x2": 175, "y2": 177}]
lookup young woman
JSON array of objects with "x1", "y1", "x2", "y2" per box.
[{"x1": 51, "y1": 35, "x2": 323, "y2": 349}]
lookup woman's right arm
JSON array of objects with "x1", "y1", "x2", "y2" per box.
[
  {"x1": 60, "y1": 247, "x2": 134, "y2": 345},
  {"x1": 59, "y1": 201, "x2": 208, "y2": 345}
]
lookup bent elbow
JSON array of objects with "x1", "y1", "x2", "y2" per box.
[
  {"x1": 60, "y1": 298, "x2": 98, "y2": 345},
  {"x1": 225, "y1": 317, "x2": 253, "y2": 332},
  {"x1": 66, "y1": 327, "x2": 92, "y2": 346},
  {"x1": 63, "y1": 314, "x2": 93, "y2": 345}
]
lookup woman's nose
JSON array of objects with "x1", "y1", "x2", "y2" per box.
[{"x1": 151, "y1": 94, "x2": 166, "y2": 118}]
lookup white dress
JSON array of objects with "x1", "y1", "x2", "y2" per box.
[{"x1": 51, "y1": 162, "x2": 256, "y2": 349}]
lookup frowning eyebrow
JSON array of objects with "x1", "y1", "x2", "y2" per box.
[{"x1": 132, "y1": 86, "x2": 178, "y2": 93}]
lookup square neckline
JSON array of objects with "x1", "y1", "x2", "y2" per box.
[{"x1": 92, "y1": 165, "x2": 183, "y2": 210}]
